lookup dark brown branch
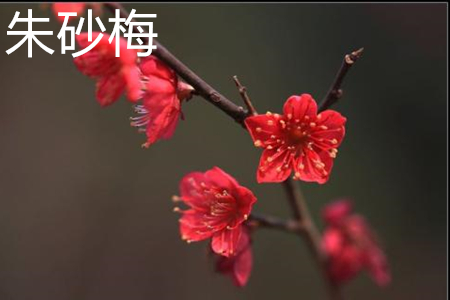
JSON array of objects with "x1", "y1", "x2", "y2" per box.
[
  {"x1": 282, "y1": 178, "x2": 342, "y2": 299},
  {"x1": 319, "y1": 48, "x2": 364, "y2": 112},
  {"x1": 155, "y1": 43, "x2": 248, "y2": 123},
  {"x1": 233, "y1": 76, "x2": 257, "y2": 116},
  {"x1": 282, "y1": 178, "x2": 322, "y2": 252},
  {"x1": 248, "y1": 212, "x2": 300, "y2": 232}
]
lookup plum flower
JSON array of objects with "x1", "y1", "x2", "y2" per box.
[
  {"x1": 174, "y1": 167, "x2": 257, "y2": 257},
  {"x1": 130, "y1": 56, "x2": 194, "y2": 148},
  {"x1": 322, "y1": 200, "x2": 391, "y2": 286},
  {"x1": 74, "y1": 32, "x2": 142, "y2": 107},
  {"x1": 51, "y1": 3, "x2": 102, "y2": 23},
  {"x1": 245, "y1": 94, "x2": 346, "y2": 184},
  {"x1": 214, "y1": 226, "x2": 253, "y2": 287}
]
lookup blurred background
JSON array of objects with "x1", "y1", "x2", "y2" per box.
[{"x1": 0, "y1": 3, "x2": 447, "y2": 300}]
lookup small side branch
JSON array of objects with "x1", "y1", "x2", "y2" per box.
[
  {"x1": 319, "y1": 48, "x2": 364, "y2": 112},
  {"x1": 233, "y1": 76, "x2": 257, "y2": 116}
]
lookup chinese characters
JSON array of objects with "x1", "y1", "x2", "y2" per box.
[{"x1": 6, "y1": 8, "x2": 157, "y2": 58}]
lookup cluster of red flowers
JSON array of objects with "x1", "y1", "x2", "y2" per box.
[
  {"x1": 50, "y1": 3, "x2": 193, "y2": 148},
  {"x1": 73, "y1": 31, "x2": 194, "y2": 148},
  {"x1": 53, "y1": 2, "x2": 390, "y2": 289},
  {"x1": 322, "y1": 200, "x2": 391, "y2": 286}
]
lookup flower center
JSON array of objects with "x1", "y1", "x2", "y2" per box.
[
  {"x1": 288, "y1": 126, "x2": 309, "y2": 145},
  {"x1": 205, "y1": 188, "x2": 242, "y2": 230},
  {"x1": 209, "y1": 189, "x2": 236, "y2": 217}
]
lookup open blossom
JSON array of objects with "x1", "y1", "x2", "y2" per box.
[
  {"x1": 214, "y1": 226, "x2": 253, "y2": 287},
  {"x1": 322, "y1": 200, "x2": 391, "y2": 286},
  {"x1": 74, "y1": 32, "x2": 142, "y2": 107},
  {"x1": 245, "y1": 94, "x2": 346, "y2": 184},
  {"x1": 174, "y1": 167, "x2": 257, "y2": 257},
  {"x1": 51, "y1": 3, "x2": 102, "y2": 23},
  {"x1": 130, "y1": 56, "x2": 194, "y2": 148}
]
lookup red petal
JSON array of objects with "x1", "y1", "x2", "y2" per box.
[
  {"x1": 232, "y1": 243, "x2": 252, "y2": 287},
  {"x1": 322, "y1": 228, "x2": 344, "y2": 256},
  {"x1": 95, "y1": 74, "x2": 125, "y2": 107},
  {"x1": 179, "y1": 172, "x2": 211, "y2": 212},
  {"x1": 211, "y1": 226, "x2": 243, "y2": 257},
  {"x1": 179, "y1": 210, "x2": 214, "y2": 242},
  {"x1": 141, "y1": 56, "x2": 176, "y2": 81},
  {"x1": 75, "y1": 32, "x2": 103, "y2": 50},
  {"x1": 311, "y1": 110, "x2": 347, "y2": 150},
  {"x1": 322, "y1": 199, "x2": 353, "y2": 226},
  {"x1": 327, "y1": 245, "x2": 364, "y2": 284},
  {"x1": 244, "y1": 114, "x2": 283, "y2": 146},
  {"x1": 122, "y1": 65, "x2": 143, "y2": 102},
  {"x1": 257, "y1": 148, "x2": 293, "y2": 183},
  {"x1": 204, "y1": 167, "x2": 240, "y2": 192},
  {"x1": 75, "y1": 33, "x2": 137, "y2": 73},
  {"x1": 364, "y1": 247, "x2": 391, "y2": 287},
  {"x1": 143, "y1": 101, "x2": 181, "y2": 147},
  {"x1": 74, "y1": 54, "x2": 104, "y2": 77},
  {"x1": 145, "y1": 76, "x2": 176, "y2": 102},
  {"x1": 345, "y1": 215, "x2": 372, "y2": 242},
  {"x1": 73, "y1": 34, "x2": 114, "y2": 77},
  {"x1": 234, "y1": 186, "x2": 257, "y2": 222},
  {"x1": 179, "y1": 172, "x2": 206, "y2": 198},
  {"x1": 283, "y1": 94, "x2": 317, "y2": 121},
  {"x1": 215, "y1": 228, "x2": 253, "y2": 287},
  {"x1": 293, "y1": 148, "x2": 331, "y2": 184},
  {"x1": 75, "y1": 33, "x2": 139, "y2": 106}
]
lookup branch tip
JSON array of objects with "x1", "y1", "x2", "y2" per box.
[
  {"x1": 345, "y1": 47, "x2": 364, "y2": 65},
  {"x1": 319, "y1": 47, "x2": 364, "y2": 112}
]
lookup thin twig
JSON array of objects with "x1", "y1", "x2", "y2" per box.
[
  {"x1": 233, "y1": 76, "x2": 257, "y2": 116},
  {"x1": 319, "y1": 48, "x2": 364, "y2": 112}
]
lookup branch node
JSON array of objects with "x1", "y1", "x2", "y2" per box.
[
  {"x1": 333, "y1": 89, "x2": 344, "y2": 99},
  {"x1": 209, "y1": 92, "x2": 221, "y2": 103}
]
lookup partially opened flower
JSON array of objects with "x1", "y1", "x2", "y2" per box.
[
  {"x1": 245, "y1": 94, "x2": 346, "y2": 184},
  {"x1": 174, "y1": 167, "x2": 257, "y2": 257},
  {"x1": 322, "y1": 200, "x2": 391, "y2": 286},
  {"x1": 51, "y1": 3, "x2": 102, "y2": 23},
  {"x1": 130, "y1": 56, "x2": 194, "y2": 148},
  {"x1": 74, "y1": 32, "x2": 142, "y2": 107},
  {"x1": 214, "y1": 226, "x2": 253, "y2": 287}
]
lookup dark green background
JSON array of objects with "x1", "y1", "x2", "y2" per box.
[{"x1": 0, "y1": 3, "x2": 447, "y2": 300}]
